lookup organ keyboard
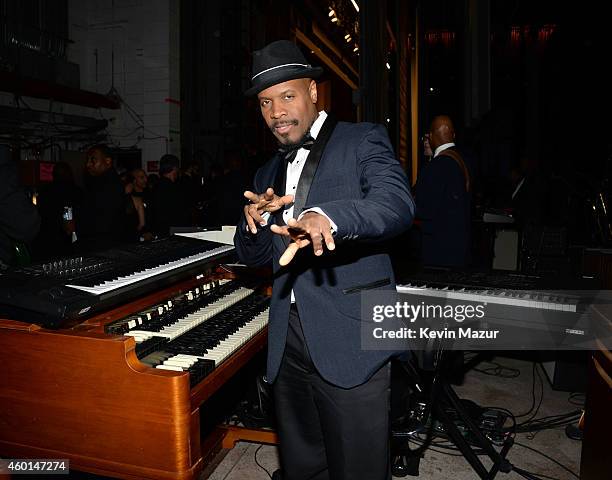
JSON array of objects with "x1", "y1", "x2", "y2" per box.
[
  {"x1": 396, "y1": 270, "x2": 608, "y2": 348},
  {"x1": 0, "y1": 235, "x2": 234, "y2": 327},
  {"x1": 398, "y1": 281, "x2": 580, "y2": 312},
  {"x1": 0, "y1": 238, "x2": 274, "y2": 480},
  {"x1": 397, "y1": 270, "x2": 593, "y2": 309}
]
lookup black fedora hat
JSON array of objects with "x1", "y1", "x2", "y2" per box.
[{"x1": 245, "y1": 40, "x2": 323, "y2": 96}]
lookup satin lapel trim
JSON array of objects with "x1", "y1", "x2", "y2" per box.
[{"x1": 292, "y1": 115, "x2": 338, "y2": 219}]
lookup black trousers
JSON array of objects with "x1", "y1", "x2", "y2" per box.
[{"x1": 273, "y1": 305, "x2": 391, "y2": 480}]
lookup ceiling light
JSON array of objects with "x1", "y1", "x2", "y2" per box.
[{"x1": 350, "y1": 0, "x2": 359, "y2": 13}]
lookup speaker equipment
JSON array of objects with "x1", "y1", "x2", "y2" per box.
[{"x1": 541, "y1": 352, "x2": 588, "y2": 392}]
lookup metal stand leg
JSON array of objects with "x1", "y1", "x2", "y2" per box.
[{"x1": 433, "y1": 381, "x2": 513, "y2": 479}]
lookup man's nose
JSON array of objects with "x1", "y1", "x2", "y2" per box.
[{"x1": 270, "y1": 102, "x2": 286, "y2": 119}]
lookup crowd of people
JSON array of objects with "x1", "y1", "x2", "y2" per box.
[{"x1": 23, "y1": 146, "x2": 250, "y2": 261}]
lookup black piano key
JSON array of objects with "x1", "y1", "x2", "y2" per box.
[
  {"x1": 135, "y1": 337, "x2": 169, "y2": 359},
  {"x1": 133, "y1": 294, "x2": 269, "y2": 371},
  {"x1": 188, "y1": 359, "x2": 216, "y2": 386}
]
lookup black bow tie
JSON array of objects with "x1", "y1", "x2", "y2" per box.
[{"x1": 278, "y1": 134, "x2": 315, "y2": 163}]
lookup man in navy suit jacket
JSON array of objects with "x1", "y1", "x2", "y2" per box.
[
  {"x1": 415, "y1": 115, "x2": 471, "y2": 268},
  {"x1": 234, "y1": 40, "x2": 414, "y2": 480}
]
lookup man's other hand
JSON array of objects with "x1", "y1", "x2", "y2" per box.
[
  {"x1": 243, "y1": 188, "x2": 294, "y2": 234},
  {"x1": 270, "y1": 212, "x2": 335, "y2": 266}
]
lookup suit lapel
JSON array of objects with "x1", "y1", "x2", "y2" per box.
[{"x1": 292, "y1": 114, "x2": 338, "y2": 219}]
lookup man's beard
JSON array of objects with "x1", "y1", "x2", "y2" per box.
[{"x1": 272, "y1": 117, "x2": 315, "y2": 147}]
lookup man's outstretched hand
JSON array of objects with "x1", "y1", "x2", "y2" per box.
[
  {"x1": 243, "y1": 188, "x2": 294, "y2": 234},
  {"x1": 271, "y1": 212, "x2": 335, "y2": 266}
]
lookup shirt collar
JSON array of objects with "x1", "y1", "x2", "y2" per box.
[
  {"x1": 309, "y1": 111, "x2": 327, "y2": 140},
  {"x1": 434, "y1": 142, "x2": 456, "y2": 157}
]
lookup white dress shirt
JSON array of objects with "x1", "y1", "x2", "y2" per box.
[
  {"x1": 280, "y1": 110, "x2": 336, "y2": 302},
  {"x1": 282, "y1": 111, "x2": 337, "y2": 230},
  {"x1": 433, "y1": 142, "x2": 456, "y2": 158},
  {"x1": 259, "y1": 110, "x2": 337, "y2": 231}
]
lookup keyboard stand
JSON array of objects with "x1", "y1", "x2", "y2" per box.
[
  {"x1": 392, "y1": 351, "x2": 514, "y2": 479},
  {"x1": 432, "y1": 377, "x2": 513, "y2": 479}
]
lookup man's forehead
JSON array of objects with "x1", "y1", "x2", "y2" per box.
[{"x1": 258, "y1": 78, "x2": 309, "y2": 99}]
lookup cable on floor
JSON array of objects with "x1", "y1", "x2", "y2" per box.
[
  {"x1": 514, "y1": 441, "x2": 579, "y2": 479},
  {"x1": 254, "y1": 444, "x2": 273, "y2": 479},
  {"x1": 473, "y1": 360, "x2": 521, "y2": 378}
]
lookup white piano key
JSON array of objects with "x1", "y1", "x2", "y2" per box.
[
  {"x1": 159, "y1": 308, "x2": 270, "y2": 373},
  {"x1": 155, "y1": 364, "x2": 184, "y2": 371},
  {"x1": 125, "y1": 287, "x2": 256, "y2": 342},
  {"x1": 163, "y1": 358, "x2": 196, "y2": 368}
]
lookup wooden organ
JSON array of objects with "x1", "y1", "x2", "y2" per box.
[{"x1": 0, "y1": 236, "x2": 277, "y2": 479}]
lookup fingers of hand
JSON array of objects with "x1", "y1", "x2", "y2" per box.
[
  {"x1": 263, "y1": 195, "x2": 293, "y2": 214},
  {"x1": 310, "y1": 230, "x2": 325, "y2": 256},
  {"x1": 308, "y1": 229, "x2": 334, "y2": 255},
  {"x1": 279, "y1": 242, "x2": 299, "y2": 266},
  {"x1": 288, "y1": 215, "x2": 335, "y2": 254},
  {"x1": 322, "y1": 227, "x2": 335, "y2": 251},
  {"x1": 244, "y1": 205, "x2": 258, "y2": 234},
  {"x1": 278, "y1": 238, "x2": 311, "y2": 266},
  {"x1": 244, "y1": 202, "x2": 268, "y2": 233},
  {"x1": 248, "y1": 205, "x2": 267, "y2": 225},
  {"x1": 279, "y1": 194, "x2": 294, "y2": 206},
  {"x1": 244, "y1": 190, "x2": 260, "y2": 203},
  {"x1": 270, "y1": 224, "x2": 290, "y2": 236},
  {"x1": 264, "y1": 187, "x2": 275, "y2": 201},
  {"x1": 286, "y1": 217, "x2": 303, "y2": 231}
]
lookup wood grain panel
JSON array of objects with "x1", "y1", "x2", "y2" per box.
[
  {"x1": 0, "y1": 327, "x2": 195, "y2": 478},
  {"x1": 0, "y1": 272, "x2": 271, "y2": 480}
]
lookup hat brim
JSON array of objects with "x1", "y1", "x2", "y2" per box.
[{"x1": 245, "y1": 66, "x2": 323, "y2": 96}]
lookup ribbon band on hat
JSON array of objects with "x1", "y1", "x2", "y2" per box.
[{"x1": 252, "y1": 63, "x2": 311, "y2": 80}]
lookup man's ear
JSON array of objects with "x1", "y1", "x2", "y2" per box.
[{"x1": 309, "y1": 80, "x2": 318, "y2": 104}]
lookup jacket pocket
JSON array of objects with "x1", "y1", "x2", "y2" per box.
[{"x1": 342, "y1": 278, "x2": 391, "y2": 295}]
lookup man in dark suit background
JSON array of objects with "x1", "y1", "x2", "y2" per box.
[
  {"x1": 75, "y1": 144, "x2": 126, "y2": 253},
  {"x1": 234, "y1": 40, "x2": 414, "y2": 480},
  {"x1": 150, "y1": 154, "x2": 191, "y2": 236},
  {"x1": 415, "y1": 115, "x2": 471, "y2": 268}
]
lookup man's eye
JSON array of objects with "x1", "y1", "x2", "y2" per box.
[
  {"x1": 260, "y1": 100, "x2": 269, "y2": 107},
  {"x1": 284, "y1": 95, "x2": 294, "y2": 100}
]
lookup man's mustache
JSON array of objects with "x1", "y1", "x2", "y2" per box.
[{"x1": 271, "y1": 119, "x2": 299, "y2": 130}]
